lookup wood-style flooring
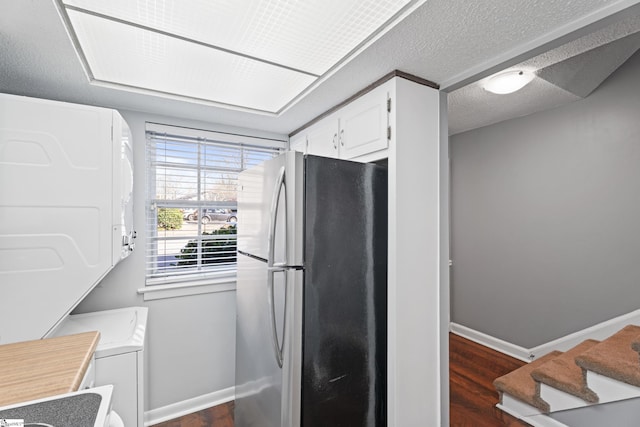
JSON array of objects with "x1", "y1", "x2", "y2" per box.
[
  {"x1": 449, "y1": 333, "x2": 529, "y2": 427},
  {"x1": 152, "y1": 333, "x2": 530, "y2": 427},
  {"x1": 152, "y1": 401, "x2": 234, "y2": 427}
]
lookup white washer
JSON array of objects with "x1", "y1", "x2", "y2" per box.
[{"x1": 54, "y1": 307, "x2": 148, "y2": 427}]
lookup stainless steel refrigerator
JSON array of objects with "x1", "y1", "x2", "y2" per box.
[{"x1": 235, "y1": 151, "x2": 387, "y2": 427}]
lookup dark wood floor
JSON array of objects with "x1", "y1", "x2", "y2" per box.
[
  {"x1": 449, "y1": 333, "x2": 529, "y2": 427},
  {"x1": 153, "y1": 333, "x2": 530, "y2": 427},
  {"x1": 153, "y1": 401, "x2": 235, "y2": 427}
]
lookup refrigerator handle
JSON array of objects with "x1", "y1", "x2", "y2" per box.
[
  {"x1": 267, "y1": 166, "x2": 287, "y2": 368},
  {"x1": 267, "y1": 166, "x2": 286, "y2": 270},
  {"x1": 267, "y1": 268, "x2": 287, "y2": 368}
]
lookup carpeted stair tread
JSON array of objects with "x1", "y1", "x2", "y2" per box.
[
  {"x1": 575, "y1": 325, "x2": 640, "y2": 387},
  {"x1": 494, "y1": 350, "x2": 563, "y2": 412},
  {"x1": 530, "y1": 339, "x2": 600, "y2": 403},
  {"x1": 630, "y1": 334, "x2": 640, "y2": 354}
]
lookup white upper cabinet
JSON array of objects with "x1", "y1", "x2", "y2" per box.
[
  {"x1": 290, "y1": 80, "x2": 390, "y2": 161},
  {"x1": 306, "y1": 113, "x2": 340, "y2": 158},
  {"x1": 338, "y1": 83, "x2": 389, "y2": 160}
]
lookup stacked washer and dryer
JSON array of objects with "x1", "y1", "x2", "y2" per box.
[{"x1": 0, "y1": 93, "x2": 145, "y2": 426}]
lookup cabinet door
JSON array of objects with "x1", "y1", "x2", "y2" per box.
[
  {"x1": 338, "y1": 83, "x2": 389, "y2": 160},
  {"x1": 306, "y1": 116, "x2": 340, "y2": 158}
]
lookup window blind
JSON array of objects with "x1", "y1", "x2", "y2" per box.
[{"x1": 146, "y1": 124, "x2": 283, "y2": 285}]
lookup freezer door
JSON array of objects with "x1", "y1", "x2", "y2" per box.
[{"x1": 238, "y1": 151, "x2": 303, "y2": 266}]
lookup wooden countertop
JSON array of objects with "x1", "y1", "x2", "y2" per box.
[{"x1": 0, "y1": 331, "x2": 100, "y2": 407}]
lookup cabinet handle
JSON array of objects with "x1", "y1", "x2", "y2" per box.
[
  {"x1": 333, "y1": 133, "x2": 338, "y2": 150},
  {"x1": 340, "y1": 129, "x2": 344, "y2": 146}
]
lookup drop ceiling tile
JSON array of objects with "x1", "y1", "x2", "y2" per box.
[
  {"x1": 62, "y1": 0, "x2": 416, "y2": 75},
  {"x1": 67, "y1": 9, "x2": 316, "y2": 113}
]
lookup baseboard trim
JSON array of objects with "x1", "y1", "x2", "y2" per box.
[
  {"x1": 529, "y1": 309, "x2": 640, "y2": 358},
  {"x1": 451, "y1": 308, "x2": 640, "y2": 362},
  {"x1": 144, "y1": 387, "x2": 235, "y2": 426},
  {"x1": 450, "y1": 323, "x2": 531, "y2": 362}
]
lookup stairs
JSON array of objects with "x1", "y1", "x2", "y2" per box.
[{"x1": 494, "y1": 325, "x2": 640, "y2": 426}]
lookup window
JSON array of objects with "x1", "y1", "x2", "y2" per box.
[{"x1": 146, "y1": 123, "x2": 283, "y2": 286}]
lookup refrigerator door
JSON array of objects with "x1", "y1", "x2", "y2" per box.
[
  {"x1": 301, "y1": 156, "x2": 388, "y2": 426},
  {"x1": 281, "y1": 268, "x2": 303, "y2": 427},
  {"x1": 237, "y1": 151, "x2": 303, "y2": 266},
  {"x1": 235, "y1": 253, "x2": 287, "y2": 427},
  {"x1": 236, "y1": 151, "x2": 305, "y2": 427}
]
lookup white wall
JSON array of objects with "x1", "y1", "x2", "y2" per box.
[{"x1": 74, "y1": 110, "x2": 286, "y2": 412}]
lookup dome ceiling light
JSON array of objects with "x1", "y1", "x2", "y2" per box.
[{"x1": 483, "y1": 70, "x2": 535, "y2": 94}]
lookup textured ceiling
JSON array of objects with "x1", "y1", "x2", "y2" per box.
[
  {"x1": 448, "y1": 18, "x2": 640, "y2": 135},
  {"x1": 1, "y1": 0, "x2": 640, "y2": 135}
]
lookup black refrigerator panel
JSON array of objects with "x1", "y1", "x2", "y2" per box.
[{"x1": 301, "y1": 155, "x2": 388, "y2": 427}]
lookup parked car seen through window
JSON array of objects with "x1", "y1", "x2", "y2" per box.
[{"x1": 182, "y1": 208, "x2": 237, "y2": 224}]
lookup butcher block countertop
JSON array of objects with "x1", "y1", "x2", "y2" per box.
[{"x1": 0, "y1": 331, "x2": 100, "y2": 407}]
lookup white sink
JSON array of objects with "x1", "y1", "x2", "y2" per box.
[{"x1": 0, "y1": 385, "x2": 113, "y2": 427}]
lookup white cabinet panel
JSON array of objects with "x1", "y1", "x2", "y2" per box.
[
  {"x1": 95, "y1": 352, "x2": 139, "y2": 427},
  {"x1": 289, "y1": 81, "x2": 390, "y2": 161},
  {"x1": 306, "y1": 115, "x2": 339, "y2": 158},
  {"x1": 339, "y1": 83, "x2": 389, "y2": 160}
]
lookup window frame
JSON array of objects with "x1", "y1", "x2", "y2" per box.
[{"x1": 143, "y1": 122, "x2": 285, "y2": 292}]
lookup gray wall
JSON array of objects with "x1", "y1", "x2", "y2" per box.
[
  {"x1": 450, "y1": 50, "x2": 640, "y2": 348},
  {"x1": 74, "y1": 110, "x2": 285, "y2": 412}
]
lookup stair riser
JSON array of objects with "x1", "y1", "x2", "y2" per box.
[
  {"x1": 586, "y1": 371, "x2": 640, "y2": 403},
  {"x1": 499, "y1": 368, "x2": 640, "y2": 423},
  {"x1": 539, "y1": 383, "x2": 590, "y2": 412},
  {"x1": 500, "y1": 394, "x2": 543, "y2": 416}
]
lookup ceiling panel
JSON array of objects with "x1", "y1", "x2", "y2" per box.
[
  {"x1": 59, "y1": 0, "x2": 418, "y2": 113},
  {"x1": 67, "y1": 9, "x2": 317, "y2": 113},
  {"x1": 63, "y1": 0, "x2": 415, "y2": 75}
]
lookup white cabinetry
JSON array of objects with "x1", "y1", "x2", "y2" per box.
[
  {"x1": 307, "y1": 113, "x2": 340, "y2": 157},
  {"x1": 290, "y1": 81, "x2": 390, "y2": 161},
  {"x1": 95, "y1": 351, "x2": 141, "y2": 427}
]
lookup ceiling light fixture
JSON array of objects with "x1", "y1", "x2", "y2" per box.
[{"x1": 483, "y1": 70, "x2": 535, "y2": 94}]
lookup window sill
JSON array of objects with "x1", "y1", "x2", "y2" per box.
[{"x1": 138, "y1": 275, "x2": 237, "y2": 301}]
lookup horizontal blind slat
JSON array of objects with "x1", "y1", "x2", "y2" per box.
[{"x1": 145, "y1": 124, "x2": 280, "y2": 284}]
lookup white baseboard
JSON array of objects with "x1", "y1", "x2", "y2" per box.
[
  {"x1": 529, "y1": 309, "x2": 640, "y2": 358},
  {"x1": 451, "y1": 308, "x2": 640, "y2": 362},
  {"x1": 144, "y1": 386, "x2": 235, "y2": 426},
  {"x1": 450, "y1": 323, "x2": 531, "y2": 362}
]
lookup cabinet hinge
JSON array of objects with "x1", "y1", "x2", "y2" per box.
[
  {"x1": 387, "y1": 97, "x2": 392, "y2": 113},
  {"x1": 387, "y1": 126, "x2": 392, "y2": 141}
]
